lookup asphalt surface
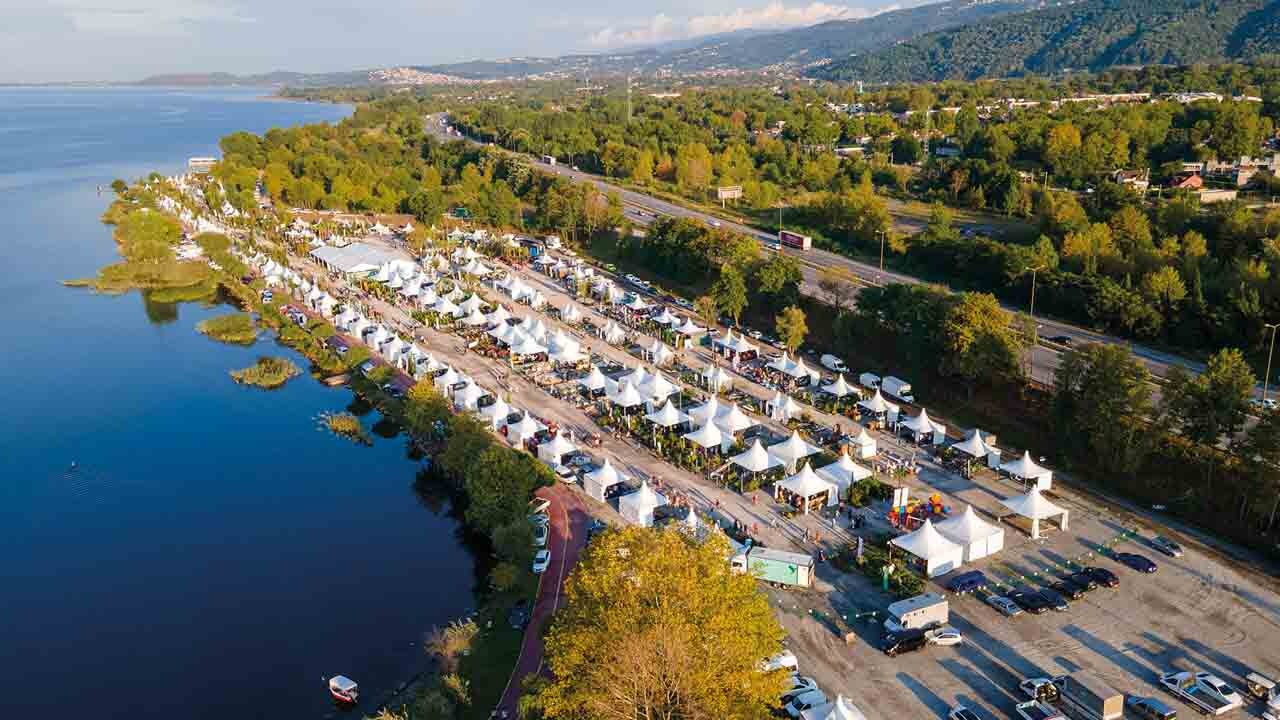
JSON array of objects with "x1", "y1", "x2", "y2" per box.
[{"x1": 426, "y1": 114, "x2": 1220, "y2": 390}]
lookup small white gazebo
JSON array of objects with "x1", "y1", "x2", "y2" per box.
[
  {"x1": 900, "y1": 408, "x2": 946, "y2": 444},
  {"x1": 608, "y1": 381, "x2": 646, "y2": 410},
  {"x1": 578, "y1": 366, "x2": 608, "y2": 394},
  {"x1": 952, "y1": 429, "x2": 994, "y2": 459},
  {"x1": 934, "y1": 505, "x2": 1005, "y2": 562},
  {"x1": 584, "y1": 457, "x2": 630, "y2": 502},
  {"x1": 459, "y1": 293, "x2": 485, "y2": 314},
  {"x1": 652, "y1": 307, "x2": 679, "y2": 326},
  {"x1": 768, "y1": 391, "x2": 802, "y2": 422},
  {"x1": 639, "y1": 373, "x2": 678, "y2": 405},
  {"x1": 683, "y1": 421, "x2": 725, "y2": 452},
  {"x1": 600, "y1": 321, "x2": 628, "y2": 345},
  {"x1": 537, "y1": 431, "x2": 577, "y2": 467},
  {"x1": 822, "y1": 374, "x2": 857, "y2": 398},
  {"x1": 434, "y1": 367, "x2": 460, "y2": 393},
  {"x1": 817, "y1": 448, "x2": 873, "y2": 494},
  {"x1": 775, "y1": 462, "x2": 838, "y2": 514},
  {"x1": 485, "y1": 304, "x2": 511, "y2": 326},
  {"x1": 560, "y1": 303, "x2": 583, "y2": 324},
  {"x1": 733, "y1": 439, "x2": 784, "y2": 474},
  {"x1": 702, "y1": 364, "x2": 730, "y2": 392},
  {"x1": 643, "y1": 338, "x2": 675, "y2": 366},
  {"x1": 858, "y1": 389, "x2": 892, "y2": 416},
  {"x1": 645, "y1": 400, "x2": 689, "y2": 428},
  {"x1": 890, "y1": 518, "x2": 964, "y2": 577},
  {"x1": 768, "y1": 430, "x2": 821, "y2": 471},
  {"x1": 1000, "y1": 451, "x2": 1053, "y2": 489},
  {"x1": 454, "y1": 382, "x2": 488, "y2": 412},
  {"x1": 714, "y1": 403, "x2": 755, "y2": 435},
  {"x1": 686, "y1": 396, "x2": 721, "y2": 427},
  {"x1": 999, "y1": 488, "x2": 1069, "y2": 539},
  {"x1": 506, "y1": 412, "x2": 545, "y2": 447},
  {"x1": 847, "y1": 426, "x2": 878, "y2": 459},
  {"x1": 677, "y1": 318, "x2": 705, "y2": 336},
  {"x1": 461, "y1": 307, "x2": 488, "y2": 327},
  {"x1": 480, "y1": 397, "x2": 512, "y2": 429},
  {"x1": 619, "y1": 480, "x2": 666, "y2": 527}
]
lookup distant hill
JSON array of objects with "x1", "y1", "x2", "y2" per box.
[
  {"x1": 135, "y1": 70, "x2": 370, "y2": 88},
  {"x1": 816, "y1": 0, "x2": 1280, "y2": 82}
]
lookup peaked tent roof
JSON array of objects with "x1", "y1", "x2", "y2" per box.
[
  {"x1": 645, "y1": 399, "x2": 689, "y2": 427},
  {"x1": 952, "y1": 429, "x2": 993, "y2": 458},
  {"x1": 999, "y1": 487, "x2": 1067, "y2": 520},
  {"x1": 768, "y1": 430, "x2": 821, "y2": 463},
  {"x1": 890, "y1": 518, "x2": 963, "y2": 561},
  {"x1": 639, "y1": 373, "x2": 678, "y2": 402},
  {"x1": 652, "y1": 307, "x2": 678, "y2": 325},
  {"x1": 858, "y1": 389, "x2": 890, "y2": 414},
  {"x1": 732, "y1": 439, "x2": 784, "y2": 473},
  {"x1": 934, "y1": 505, "x2": 1003, "y2": 543},
  {"x1": 702, "y1": 364, "x2": 729, "y2": 389},
  {"x1": 687, "y1": 396, "x2": 721, "y2": 426},
  {"x1": 586, "y1": 457, "x2": 629, "y2": 487},
  {"x1": 822, "y1": 374, "x2": 855, "y2": 397},
  {"x1": 561, "y1": 303, "x2": 583, "y2": 322},
  {"x1": 539, "y1": 430, "x2": 577, "y2": 457},
  {"x1": 777, "y1": 462, "x2": 837, "y2": 498},
  {"x1": 608, "y1": 380, "x2": 646, "y2": 408},
  {"x1": 480, "y1": 396, "x2": 511, "y2": 420},
  {"x1": 683, "y1": 420, "x2": 724, "y2": 449},
  {"x1": 715, "y1": 403, "x2": 756, "y2": 434},
  {"x1": 507, "y1": 412, "x2": 545, "y2": 437},
  {"x1": 900, "y1": 408, "x2": 935, "y2": 434},
  {"x1": 817, "y1": 449, "x2": 873, "y2": 486},
  {"x1": 1000, "y1": 451, "x2": 1050, "y2": 479},
  {"x1": 677, "y1": 318, "x2": 705, "y2": 335},
  {"x1": 578, "y1": 365, "x2": 608, "y2": 391}
]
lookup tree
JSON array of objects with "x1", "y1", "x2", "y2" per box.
[
  {"x1": 1051, "y1": 343, "x2": 1154, "y2": 474},
  {"x1": 1061, "y1": 223, "x2": 1117, "y2": 275},
  {"x1": 1164, "y1": 348, "x2": 1256, "y2": 447},
  {"x1": 713, "y1": 265, "x2": 748, "y2": 326},
  {"x1": 1140, "y1": 266, "x2": 1187, "y2": 316},
  {"x1": 438, "y1": 415, "x2": 494, "y2": 488},
  {"x1": 775, "y1": 305, "x2": 808, "y2": 353},
  {"x1": 695, "y1": 295, "x2": 719, "y2": 331},
  {"x1": 633, "y1": 149, "x2": 655, "y2": 185},
  {"x1": 110, "y1": 179, "x2": 128, "y2": 195},
  {"x1": 1237, "y1": 407, "x2": 1280, "y2": 531},
  {"x1": 941, "y1": 292, "x2": 1025, "y2": 390},
  {"x1": 675, "y1": 143, "x2": 713, "y2": 195},
  {"x1": 817, "y1": 266, "x2": 858, "y2": 314},
  {"x1": 891, "y1": 135, "x2": 923, "y2": 165},
  {"x1": 536, "y1": 527, "x2": 786, "y2": 720},
  {"x1": 753, "y1": 254, "x2": 803, "y2": 310},
  {"x1": 403, "y1": 381, "x2": 452, "y2": 439},
  {"x1": 464, "y1": 446, "x2": 554, "y2": 533}
]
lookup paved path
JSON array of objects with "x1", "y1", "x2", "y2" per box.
[{"x1": 494, "y1": 484, "x2": 588, "y2": 716}]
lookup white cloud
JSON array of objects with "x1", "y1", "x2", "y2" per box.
[
  {"x1": 588, "y1": 1, "x2": 882, "y2": 48},
  {"x1": 54, "y1": 0, "x2": 255, "y2": 37}
]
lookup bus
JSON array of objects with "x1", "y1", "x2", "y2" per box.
[{"x1": 778, "y1": 229, "x2": 812, "y2": 250}]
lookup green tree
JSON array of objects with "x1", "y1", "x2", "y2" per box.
[
  {"x1": 404, "y1": 381, "x2": 452, "y2": 439},
  {"x1": 1164, "y1": 348, "x2": 1256, "y2": 447},
  {"x1": 464, "y1": 446, "x2": 555, "y2": 533},
  {"x1": 941, "y1": 292, "x2": 1025, "y2": 390},
  {"x1": 712, "y1": 265, "x2": 748, "y2": 326},
  {"x1": 536, "y1": 527, "x2": 786, "y2": 720},
  {"x1": 1051, "y1": 343, "x2": 1154, "y2": 474},
  {"x1": 775, "y1": 305, "x2": 808, "y2": 353},
  {"x1": 695, "y1": 295, "x2": 719, "y2": 331}
]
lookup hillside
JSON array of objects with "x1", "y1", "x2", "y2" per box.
[{"x1": 817, "y1": 0, "x2": 1280, "y2": 82}]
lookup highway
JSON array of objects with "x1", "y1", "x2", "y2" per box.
[{"x1": 426, "y1": 114, "x2": 1214, "y2": 389}]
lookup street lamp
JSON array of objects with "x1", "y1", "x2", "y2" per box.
[
  {"x1": 877, "y1": 230, "x2": 887, "y2": 274},
  {"x1": 1264, "y1": 322, "x2": 1280, "y2": 405},
  {"x1": 1026, "y1": 264, "x2": 1046, "y2": 380}
]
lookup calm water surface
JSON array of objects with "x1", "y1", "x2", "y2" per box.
[{"x1": 0, "y1": 88, "x2": 478, "y2": 718}]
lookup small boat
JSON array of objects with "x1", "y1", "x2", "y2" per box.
[{"x1": 328, "y1": 675, "x2": 359, "y2": 704}]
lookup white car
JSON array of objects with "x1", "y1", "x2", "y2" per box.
[
  {"x1": 786, "y1": 689, "x2": 827, "y2": 718},
  {"x1": 532, "y1": 549, "x2": 551, "y2": 574},
  {"x1": 948, "y1": 706, "x2": 981, "y2": 720},
  {"x1": 1197, "y1": 672, "x2": 1243, "y2": 706},
  {"x1": 928, "y1": 626, "x2": 963, "y2": 647},
  {"x1": 533, "y1": 523, "x2": 549, "y2": 548},
  {"x1": 781, "y1": 675, "x2": 819, "y2": 703},
  {"x1": 761, "y1": 650, "x2": 798, "y2": 673},
  {"x1": 528, "y1": 497, "x2": 550, "y2": 515}
]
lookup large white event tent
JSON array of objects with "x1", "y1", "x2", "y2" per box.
[
  {"x1": 775, "y1": 462, "x2": 838, "y2": 514},
  {"x1": 644, "y1": 400, "x2": 689, "y2": 428},
  {"x1": 715, "y1": 403, "x2": 756, "y2": 435},
  {"x1": 643, "y1": 338, "x2": 675, "y2": 366},
  {"x1": 639, "y1": 373, "x2": 678, "y2": 405},
  {"x1": 506, "y1": 412, "x2": 545, "y2": 446},
  {"x1": 619, "y1": 480, "x2": 666, "y2": 527},
  {"x1": 952, "y1": 429, "x2": 994, "y2": 459},
  {"x1": 822, "y1": 374, "x2": 857, "y2": 398},
  {"x1": 683, "y1": 420, "x2": 725, "y2": 452},
  {"x1": 608, "y1": 381, "x2": 646, "y2": 409},
  {"x1": 537, "y1": 431, "x2": 577, "y2": 467},
  {"x1": 687, "y1": 396, "x2": 721, "y2": 427},
  {"x1": 434, "y1": 367, "x2": 460, "y2": 393},
  {"x1": 890, "y1": 518, "x2": 964, "y2": 577},
  {"x1": 768, "y1": 430, "x2": 821, "y2": 470},
  {"x1": 817, "y1": 449, "x2": 873, "y2": 494},
  {"x1": 934, "y1": 505, "x2": 1005, "y2": 562},
  {"x1": 1000, "y1": 451, "x2": 1053, "y2": 489},
  {"x1": 454, "y1": 382, "x2": 488, "y2": 412},
  {"x1": 584, "y1": 457, "x2": 629, "y2": 502},
  {"x1": 847, "y1": 427, "x2": 878, "y2": 459},
  {"x1": 578, "y1": 366, "x2": 608, "y2": 393},
  {"x1": 900, "y1": 408, "x2": 946, "y2": 444},
  {"x1": 733, "y1": 439, "x2": 784, "y2": 474},
  {"x1": 999, "y1": 488, "x2": 1069, "y2": 539},
  {"x1": 480, "y1": 397, "x2": 512, "y2": 429},
  {"x1": 461, "y1": 307, "x2": 488, "y2": 327}
]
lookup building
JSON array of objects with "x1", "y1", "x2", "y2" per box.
[
  {"x1": 1168, "y1": 173, "x2": 1204, "y2": 190},
  {"x1": 309, "y1": 242, "x2": 412, "y2": 278},
  {"x1": 1112, "y1": 169, "x2": 1150, "y2": 193},
  {"x1": 188, "y1": 157, "x2": 217, "y2": 174}
]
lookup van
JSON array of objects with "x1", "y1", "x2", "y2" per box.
[
  {"x1": 881, "y1": 628, "x2": 928, "y2": 657},
  {"x1": 821, "y1": 354, "x2": 848, "y2": 373},
  {"x1": 859, "y1": 372, "x2": 881, "y2": 389}
]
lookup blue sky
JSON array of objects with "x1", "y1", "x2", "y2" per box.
[{"x1": 0, "y1": 0, "x2": 895, "y2": 82}]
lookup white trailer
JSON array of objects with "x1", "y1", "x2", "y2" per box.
[
  {"x1": 883, "y1": 593, "x2": 948, "y2": 632},
  {"x1": 881, "y1": 376, "x2": 915, "y2": 403}
]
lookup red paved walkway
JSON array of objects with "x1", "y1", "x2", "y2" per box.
[{"x1": 495, "y1": 484, "x2": 588, "y2": 716}]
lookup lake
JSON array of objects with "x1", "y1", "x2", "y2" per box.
[{"x1": 0, "y1": 87, "x2": 479, "y2": 719}]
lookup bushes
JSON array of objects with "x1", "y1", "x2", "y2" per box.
[
  {"x1": 229, "y1": 356, "x2": 300, "y2": 388},
  {"x1": 197, "y1": 312, "x2": 258, "y2": 345}
]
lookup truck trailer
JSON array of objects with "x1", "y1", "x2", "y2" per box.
[
  {"x1": 884, "y1": 593, "x2": 949, "y2": 632},
  {"x1": 1058, "y1": 672, "x2": 1124, "y2": 720},
  {"x1": 731, "y1": 547, "x2": 815, "y2": 589},
  {"x1": 881, "y1": 376, "x2": 915, "y2": 403}
]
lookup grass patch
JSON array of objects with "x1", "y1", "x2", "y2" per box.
[
  {"x1": 65, "y1": 259, "x2": 214, "y2": 295},
  {"x1": 197, "y1": 312, "x2": 258, "y2": 345},
  {"x1": 229, "y1": 356, "x2": 300, "y2": 389},
  {"x1": 455, "y1": 623, "x2": 525, "y2": 720},
  {"x1": 318, "y1": 410, "x2": 372, "y2": 445}
]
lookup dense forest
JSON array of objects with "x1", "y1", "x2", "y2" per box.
[{"x1": 819, "y1": 0, "x2": 1280, "y2": 82}]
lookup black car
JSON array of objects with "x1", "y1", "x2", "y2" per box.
[
  {"x1": 1047, "y1": 335, "x2": 1073, "y2": 346},
  {"x1": 1049, "y1": 579, "x2": 1085, "y2": 600},
  {"x1": 1008, "y1": 589, "x2": 1051, "y2": 615},
  {"x1": 1066, "y1": 571, "x2": 1099, "y2": 591},
  {"x1": 1114, "y1": 552, "x2": 1158, "y2": 573},
  {"x1": 1084, "y1": 566, "x2": 1120, "y2": 588},
  {"x1": 881, "y1": 628, "x2": 928, "y2": 657},
  {"x1": 507, "y1": 600, "x2": 531, "y2": 630},
  {"x1": 946, "y1": 571, "x2": 989, "y2": 594},
  {"x1": 1037, "y1": 587, "x2": 1071, "y2": 611}
]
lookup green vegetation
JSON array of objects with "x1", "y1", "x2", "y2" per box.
[
  {"x1": 531, "y1": 527, "x2": 786, "y2": 720},
  {"x1": 230, "y1": 356, "x2": 300, "y2": 389},
  {"x1": 196, "y1": 312, "x2": 258, "y2": 345},
  {"x1": 319, "y1": 411, "x2": 372, "y2": 445},
  {"x1": 820, "y1": 0, "x2": 1280, "y2": 82}
]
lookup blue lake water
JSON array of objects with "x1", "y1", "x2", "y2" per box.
[{"x1": 0, "y1": 87, "x2": 478, "y2": 718}]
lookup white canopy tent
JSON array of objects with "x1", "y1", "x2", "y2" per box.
[
  {"x1": 607, "y1": 381, "x2": 646, "y2": 409},
  {"x1": 822, "y1": 374, "x2": 857, "y2": 398},
  {"x1": 714, "y1": 403, "x2": 756, "y2": 435},
  {"x1": 584, "y1": 457, "x2": 630, "y2": 502},
  {"x1": 485, "y1": 304, "x2": 511, "y2": 326},
  {"x1": 652, "y1": 307, "x2": 678, "y2": 325},
  {"x1": 509, "y1": 334, "x2": 548, "y2": 359},
  {"x1": 454, "y1": 382, "x2": 488, "y2": 412},
  {"x1": 686, "y1": 396, "x2": 721, "y2": 427},
  {"x1": 768, "y1": 391, "x2": 803, "y2": 422},
  {"x1": 801, "y1": 696, "x2": 869, "y2": 720},
  {"x1": 537, "y1": 431, "x2": 577, "y2": 467},
  {"x1": 643, "y1": 339, "x2": 675, "y2": 366},
  {"x1": 461, "y1": 307, "x2": 488, "y2": 327},
  {"x1": 548, "y1": 333, "x2": 586, "y2": 364},
  {"x1": 702, "y1": 364, "x2": 730, "y2": 392},
  {"x1": 600, "y1": 321, "x2": 628, "y2": 345},
  {"x1": 639, "y1": 373, "x2": 678, "y2": 405},
  {"x1": 560, "y1": 303, "x2": 583, "y2": 324},
  {"x1": 857, "y1": 389, "x2": 895, "y2": 416},
  {"x1": 847, "y1": 427, "x2": 878, "y2": 459},
  {"x1": 952, "y1": 429, "x2": 994, "y2": 459},
  {"x1": 934, "y1": 505, "x2": 1005, "y2": 562},
  {"x1": 619, "y1": 481, "x2": 666, "y2": 528},
  {"x1": 775, "y1": 462, "x2": 838, "y2": 514},
  {"x1": 677, "y1": 318, "x2": 705, "y2": 336},
  {"x1": 900, "y1": 408, "x2": 947, "y2": 444},
  {"x1": 1000, "y1": 451, "x2": 1053, "y2": 489},
  {"x1": 578, "y1": 366, "x2": 608, "y2": 393},
  {"x1": 768, "y1": 430, "x2": 821, "y2": 470},
  {"x1": 890, "y1": 518, "x2": 964, "y2": 577},
  {"x1": 506, "y1": 412, "x2": 545, "y2": 447},
  {"x1": 645, "y1": 400, "x2": 689, "y2": 428},
  {"x1": 817, "y1": 449, "x2": 873, "y2": 494},
  {"x1": 459, "y1": 293, "x2": 485, "y2": 314},
  {"x1": 999, "y1": 488, "x2": 1069, "y2": 539},
  {"x1": 683, "y1": 421, "x2": 725, "y2": 451},
  {"x1": 732, "y1": 439, "x2": 784, "y2": 473},
  {"x1": 480, "y1": 397, "x2": 512, "y2": 429},
  {"x1": 768, "y1": 351, "x2": 794, "y2": 374},
  {"x1": 433, "y1": 367, "x2": 460, "y2": 393}
]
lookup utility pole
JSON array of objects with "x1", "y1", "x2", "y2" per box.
[
  {"x1": 1026, "y1": 264, "x2": 1045, "y2": 381},
  {"x1": 877, "y1": 230, "x2": 886, "y2": 277},
  {"x1": 1264, "y1": 322, "x2": 1280, "y2": 406}
]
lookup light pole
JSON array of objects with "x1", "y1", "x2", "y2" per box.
[
  {"x1": 877, "y1": 230, "x2": 887, "y2": 283},
  {"x1": 1026, "y1": 264, "x2": 1045, "y2": 380},
  {"x1": 1264, "y1": 322, "x2": 1280, "y2": 406}
]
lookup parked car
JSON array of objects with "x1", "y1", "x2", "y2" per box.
[
  {"x1": 1009, "y1": 589, "x2": 1051, "y2": 615},
  {"x1": 508, "y1": 600, "x2": 531, "y2": 629},
  {"x1": 1049, "y1": 579, "x2": 1085, "y2": 600},
  {"x1": 761, "y1": 650, "x2": 798, "y2": 673},
  {"x1": 946, "y1": 570, "x2": 989, "y2": 594},
  {"x1": 1149, "y1": 535, "x2": 1184, "y2": 558},
  {"x1": 1037, "y1": 587, "x2": 1071, "y2": 611},
  {"x1": 985, "y1": 594, "x2": 1024, "y2": 617},
  {"x1": 554, "y1": 465, "x2": 577, "y2": 484},
  {"x1": 927, "y1": 626, "x2": 964, "y2": 646},
  {"x1": 528, "y1": 497, "x2": 551, "y2": 515},
  {"x1": 1085, "y1": 566, "x2": 1120, "y2": 587},
  {"x1": 533, "y1": 523, "x2": 548, "y2": 548},
  {"x1": 781, "y1": 676, "x2": 819, "y2": 704},
  {"x1": 1066, "y1": 571, "x2": 1099, "y2": 591},
  {"x1": 785, "y1": 689, "x2": 827, "y2": 718},
  {"x1": 948, "y1": 706, "x2": 982, "y2": 720},
  {"x1": 1125, "y1": 695, "x2": 1178, "y2": 720},
  {"x1": 1020, "y1": 677, "x2": 1061, "y2": 703},
  {"x1": 1114, "y1": 552, "x2": 1158, "y2": 573},
  {"x1": 532, "y1": 549, "x2": 551, "y2": 574},
  {"x1": 882, "y1": 628, "x2": 929, "y2": 657}
]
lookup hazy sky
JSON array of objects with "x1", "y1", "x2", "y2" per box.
[{"x1": 0, "y1": 0, "x2": 897, "y2": 82}]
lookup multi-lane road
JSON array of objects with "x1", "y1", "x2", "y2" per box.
[{"x1": 427, "y1": 114, "x2": 1215, "y2": 389}]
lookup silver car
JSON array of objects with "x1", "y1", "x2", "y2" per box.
[
  {"x1": 985, "y1": 594, "x2": 1024, "y2": 617},
  {"x1": 1150, "y1": 535, "x2": 1184, "y2": 558}
]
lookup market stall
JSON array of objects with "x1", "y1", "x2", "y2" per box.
[
  {"x1": 890, "y1": 518, "x2": 964, "y2": 577},
  {"x1": 934, "y1": 505, "x2": 1005, "y2": 562},
  {"x1": 999, "y1": 488, "x2": 1069, "y2": 539}
]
